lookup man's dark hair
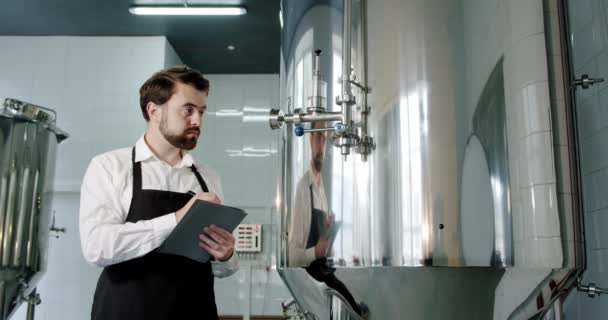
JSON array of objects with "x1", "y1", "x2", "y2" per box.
[{"x1": 139, "y1": 65, "x2": 210, "y2": 121}]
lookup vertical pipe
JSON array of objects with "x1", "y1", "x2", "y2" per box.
[
  {"x1": 342, "y1": 0, "x2": 353, "y2": 127},
  {"x1": 13, "y1": 167, "x2": 30, "y2": 267},
  {"x1": 311, "y1": 51, "x2": 321, "y2": 112},
  {"x1": 532, "y1": 1, "x2": 587, "y2": 318},
  {"x1": 26, "y1": 171, "x2": 39, "y2": 268},
  {"x1": 244, "y1": 263, "x2": 252, "y2": 320},
  {"x1": 2, "y1": 162, "x2": 17, "y2": 267},
  {"x1": 558, "y1": 0, "x2": 585, "y2": 272},
  {"x1": 26, "y1": 289, "x2": 36, "y2": 320},
  {"x1": 360, "y1": 0, "x2": 370, "y2": 162},
  {"x1": 0, "y1": 281, "x2": 5, "y2": 319},
  {"x1": 0, "y1": 175, "x2": 7, "y2": 260}
]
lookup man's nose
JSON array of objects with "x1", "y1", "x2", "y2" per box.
[{"x1": 190, "y1": 113, "x2": 202, "y2": 127}]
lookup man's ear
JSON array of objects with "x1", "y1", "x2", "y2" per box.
[{"x1": 147, "y1": 102, "x2": 161, "y2": 122}]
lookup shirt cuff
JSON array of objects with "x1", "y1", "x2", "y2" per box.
[
  {"x1": 211, "y1": 250, "x2": 239, "y2": 277},
  {"x1": 306, "y1": 247, "x2": 316, "y2": 264},
  {"x1": 218, "y1": 250, "x2": 238, "y2": 266},
  {"x1": 150, "y1": 213, "x2": 178, "y2": 246}
]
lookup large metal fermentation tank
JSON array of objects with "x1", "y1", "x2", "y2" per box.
[
  {"x1": 0, "y1": 98, "x2": 68, "y2": 319},
  {"x1": 272, "y1": 0, "x2": 578, "y2": 319}
]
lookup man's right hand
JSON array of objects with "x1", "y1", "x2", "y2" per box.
[
  {"x1": 315, "y1": 238, "x2": 329, "y2": 258},
  {"x1": 175, "y1": 192, "x2": 221, "y2": 223}
]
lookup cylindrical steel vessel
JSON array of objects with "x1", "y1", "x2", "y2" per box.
[
  {"x1": 0, "y1": 98, "x2": 67, "y2": 319},
  {"x1": 273, "y1": 0, "x2": 578, "y2": 319}
]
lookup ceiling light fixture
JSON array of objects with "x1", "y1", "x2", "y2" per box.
[{"x1": 129, "y1": 6, "x2": 246, "y2": 16}]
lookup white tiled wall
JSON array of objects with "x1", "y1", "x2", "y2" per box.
[
  {"x1": 0, "y1": 36, "x2": 291, "y2": 319},
  {"x1": 0, "y1": 36, "x2": 169, "y2": 192},
  {"x1": 164, "y1": 40, "x2": 183, "y2": 68},
  {"x1": 192, "y1": 74, "x2": 293, "y2": 316},
  {"x1": 0, "y1": 35, "x2": 169, "y2": 320}
]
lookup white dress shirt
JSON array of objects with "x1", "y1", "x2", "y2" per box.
[
  {"x1": 79, "y1": 136, "x2": 238, "y2": 277},
  {"x1": 288, "y1": 168, "x2": 328, "y2": 267}
]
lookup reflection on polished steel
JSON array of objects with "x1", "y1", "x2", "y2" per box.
[
  {"x1": 270, "y1": 0, "x2": 374, "y2": 161},
  {"x1": 468, "y1": 58, "x2": 512, "y2": 267},
  {"x1": 0, "y1": 97, "x2": 68, "y2": 319},
  {"x1": 328, "y1": 289, "x2": 365, "y2": 320},
  {"x1": 271, "y1": 0, "x2": 578, "y2": 319}
]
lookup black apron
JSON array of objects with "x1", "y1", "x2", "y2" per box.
[
  {"x1": 91, "y1": 147, "x2": 218, "y2": 320},
  {"x1": 306, "y1": 184, "x2": 327, "y2": 249},
  {"x1": 305, "y1": 184, "x2": 334, "y2": 276},
  {"x1": 303, "y1": 184, "x2": 362, "y2": 316}
]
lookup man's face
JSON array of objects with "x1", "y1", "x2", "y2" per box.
[
  {"x1": 310, "y1": 122, "x2": 327, "y2": 172},
  {"x1": 159, "y1": 82, "x2": 208, "y2": 150}
]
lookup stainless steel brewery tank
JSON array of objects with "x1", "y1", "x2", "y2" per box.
[
  {"x1": 0, "y1": 97, "x2": 68, "y2": 319},
  {"x1": 271, "y1": 0, "x2": 579, "y2": 319}
]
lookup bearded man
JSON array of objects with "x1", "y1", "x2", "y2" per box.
[{"x1": 79, "y1": 65, "x2": 237, "y2": 320}]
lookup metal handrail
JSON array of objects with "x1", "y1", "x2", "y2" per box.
[
  {"x1": 536, "y1": 0, "x2": 590, "y2": 315},
  {"x1": 326, "y1": 289, "x2": 364, "y2": 320}
]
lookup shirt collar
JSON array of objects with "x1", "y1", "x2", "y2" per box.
[
  {"x1": 135, "y1": 135, "x2": 197, "y2": 168},
  {"x1": 308, "y1": 167, "x2": 322, "y2": 188}
]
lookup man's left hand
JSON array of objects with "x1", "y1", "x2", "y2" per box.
[{"x1": 198, "y1": 225, "x2": 235, "y2": 261}]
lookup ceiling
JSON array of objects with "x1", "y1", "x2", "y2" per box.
[{"x1": 0, "y1": 0, "x2": 281, "y2": 74}]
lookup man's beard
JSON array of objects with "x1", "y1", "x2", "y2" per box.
[
  {"x1": 159, "y1": 112, "x2": 199, "y2": 150},
  {"x1": 312, "y1": 153, "x2": 324, "y2": 172}
]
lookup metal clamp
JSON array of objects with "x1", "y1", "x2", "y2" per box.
[
  {"x1": 269, "y1": 109, "x2": 285, "y2": 129},
  {"x1": 49, "y1": 211, "x2": 66, "y2": 238},
  {"x1": 574, "y1": 74, "x2": 605, "y2": 89},
  {"x1": 17, "y1": 278, "x2": 41, "y2": 305},
  {"x1": 335, "y1": 93, "x2": 356, "y2": 106},
  {"x1": 578, "y1": 282, "x2": 608, "y2": 298},
  {"x1": 357, "y1": 135, "x2": 376, "y2": 156},
  {"x1": 21, "y1": 292, "x2": 41, "y2": 305}
]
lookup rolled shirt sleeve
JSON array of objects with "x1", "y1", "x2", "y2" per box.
[{"x1": 79, "y1": 156, "x2": 177, "y2": 267}]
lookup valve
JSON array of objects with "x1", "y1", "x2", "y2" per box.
[{"x1": 294, "y1": 126, "x2": 305, "y2": 137}]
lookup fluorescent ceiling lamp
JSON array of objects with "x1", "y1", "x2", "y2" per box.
[{"x1": 129, "y1": 6, "x2": 246, "y2": 15}]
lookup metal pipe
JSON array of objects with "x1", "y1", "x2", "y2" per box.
[
  {"x1": 26, "y1": 171, "x2": 39, "y2": 268},
  {"x1": 26, "y1": 300, "x2": 35, "y2": 320},
  {"x1": 0, "y1": 175, "x2": 7, "y2": 260},
  {"x1": 560, "y1": 0, "x2": 585, "y2": 273},
  {"x1": 23, "y1": 289, "x2": 40, "y2": 320},
  {"x1": 303, "y1": 127, "x2": 335, "y2": 134},
  {"x1": 309, "y1": 50, "x2": 325, "y2": 113},
  {"x1": 313, "y1": 52, "x2": 320, "y2": 99},
  {"x1": 360, "y1": 0, "x2": 369, "y2": 162},
  {"x1": 0, "y1": 281, "x2": 5, "y2": 320},
  {"x1": 13, "y1": 167, "x2": 30, "y2": 267},
  {"x1": 341, "y1": 0, "x2": 353, "y2": 126},
  {"x1": 327, "y1": 289, "x2": 363, "y2": 320},
  {"x1": 300, "y1": 112, "x2": 343, "y2": 123},
  {"x1": 534, "y1": 0, "x2": 588, "y2": 317},
  {"x1": 2, "y1": 162, "x2": 17, "y2": 267},
  {"x1": 244, "y1": 263, "x2": 251, "y2": 320},
  {"x1": 578, "y1": 282, "x2": 608, "y2": 298},
  {"x1": 535, "y1": 270, "x2": 578, "y2": 319},
  {"x1": 280, "y1": 144, "x2": 287, "y2": 269}
]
